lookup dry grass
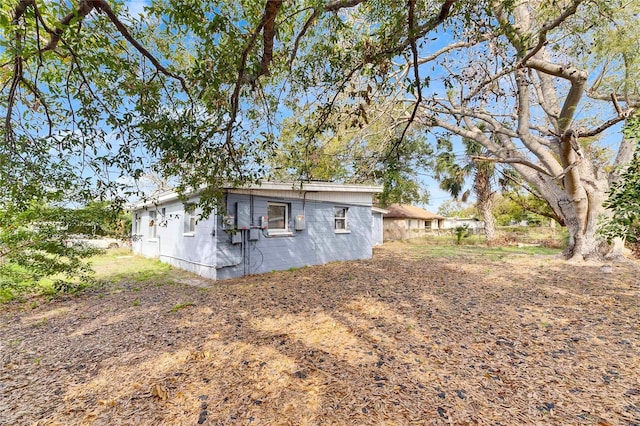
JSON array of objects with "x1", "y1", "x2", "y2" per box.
[{"x1": 1, "y1": 240, "x2": 639, "y2": 425}]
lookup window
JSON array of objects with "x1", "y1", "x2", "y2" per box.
[
  {"x1": 425, "y1": 220, "x2": 432, "y2": 229},
  {"x1": 148, "y1": 211, "x2": 158, "y2": 239},
  {"x1": 334, "y1": 207, "x2": 348, "y2": 232},
  {"x1": 183, "y1": 208, "x2": 196, "y2": 235},
  {"x1": 268, "y1": 202, "x2": 289, "y2": 232}
]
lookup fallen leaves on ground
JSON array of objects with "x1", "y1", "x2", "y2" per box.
[{"x1": 1, "y1": 241, "x2": 639, "y2": 425}]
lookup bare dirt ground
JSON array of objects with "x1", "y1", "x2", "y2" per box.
[{"x1": 1, "y1": 241, "x2": 639, "y2": 425}]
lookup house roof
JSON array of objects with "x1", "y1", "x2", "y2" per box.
[
  {"x1": 383, "y1": 204, "x2": 445, "y2": 220},
  {"x1": 131, "y1": 181, "x2": 383, "y2": 210}
]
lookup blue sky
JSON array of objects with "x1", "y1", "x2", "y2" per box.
[
  {"x1": 124, "y1": 0, "x2": 148, "y2": 18},
  {"x1": 117, "y1": 0, "x2": 457, "y2": 211}
]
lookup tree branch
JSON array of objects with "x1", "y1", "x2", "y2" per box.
[
  {"x1": 578, "y1": 108, "x2": 635, "y2": 138},
  {"x1": 587, "y1": 90, "x2": 640, "y2": 105},
  {"x1": 324, "y1": 0, "x2": 368, "y2": 11},
  {"x1": 5, "y1": 1, "x2": 32, "y2": 143},
  {"x1": 287, "y1": 9, "x2": 318, "y2": 70},
  {"x1": 258, "y1": 0, "x2": 283, "y2": 78},
  {"x1": 524, "y1": 58, "x2": 589, "y2": 135},
  {"x1": 20, "y1": 0, "x2": 190, "y2": 95},
  {"x1": 518, "y1": 0, "x2": 582, "y2": 64},
  {"x1": 40, "y1": 0, "x2": 95, "y2": 52},
  {"x1": 21, "y1": 79, "x2": 53, "y2": 138},
  {"x1": 472, "y1": 155, "x2": 551, "y2": 176},
  {"x1": 395, "y1": 0, "x2": 423, "y2": 151},
  {"x1": 94, "y1": 0, "x2": 190, "y2": 96}
]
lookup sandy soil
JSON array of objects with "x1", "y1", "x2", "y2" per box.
[{"x1": 1, "y1": 241, "x2": 639, "y2": 425}]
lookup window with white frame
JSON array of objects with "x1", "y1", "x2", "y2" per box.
[
  {"x1": 268, "y1": 202, "x2": 289, "y2": 232},
  {"x1": 183, "y1": 208, "x2": 196, "y2": 235},
  {"x1": 148, "y1": 210, "x2": 158, "y2": 238},
  {"x1": 334, "y1": 207, "x2": 348, "y2": 232}
]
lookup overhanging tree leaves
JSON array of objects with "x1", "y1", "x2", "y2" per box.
[
  {"x1": 2, "y1": 0, "x2": 639, "y2": 264},
  {"x1": 280, "y1": 0, "x2": 639, "y2": 260}
]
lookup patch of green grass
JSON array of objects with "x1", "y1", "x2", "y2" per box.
[
  {"x1": 132, "y1": 299, "x2": 140, "y2": 307},
  {"x1": 405, "y1": 240, "x2": 562, "y2": 260},
  {"x1": 169, "y1": 302, "x2": 195, "y2": 313},
  {"x1": 0, "y1": 288, "x2": 15, "y2": 303},
  {"x1": 92, "y1": 251, "x2": 171, "y2": 280},
  {"x1": 33, "y1": 317, "x2": 48, "y2": 327},
  {"x1": 1, "y1": 249, "x2": 176, "y2": 303},
  {"x1": 91, "y1": 252, "x2": 175, "y2": 289}
]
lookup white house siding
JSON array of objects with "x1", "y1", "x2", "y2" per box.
[
  {"x1": 133, "y1": 199, "x2": 217, "y2": 280},
  {"x1": 442, "y1": 218, "x2": 484, "y2": 230},
  {"x1": 132, "y1": 185, "x2": 380, "y2": 281},
  {"x1": 371, "y1": 210, "x2": 385, "y2": 246},
  {"x1": 215, "y1": 193, "x2": 374, "y2": 280}
]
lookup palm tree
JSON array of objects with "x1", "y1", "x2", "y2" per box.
[{"x1": 434, "y1": 137, "x2": 497, "y2": 242}]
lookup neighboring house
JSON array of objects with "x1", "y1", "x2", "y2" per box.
[
  {"x1": 131, "y1": 182, "x2": 382, "y2": 280},
  {"x1": 442, "y1": 217, "x2": 485, "y2": 231},
  {"x1": 382, "y1": 204, "x2": 446, "y2": 241}
]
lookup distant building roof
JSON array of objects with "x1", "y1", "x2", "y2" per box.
[{"x1": 383, "y1": 204, "x2": 445, "y2": 220}]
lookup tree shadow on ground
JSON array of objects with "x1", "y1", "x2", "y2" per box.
[{"x1": 1, "y1": 243, "x2": 639, "y2": 425}]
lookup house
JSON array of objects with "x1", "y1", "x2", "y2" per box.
[
  {"x1": 131, "y1": 181, "x2": 382, "y2": 280},
  {"x1": 442, "y1": 217, "x2": 485, "y2": 232},
  {"x1": 382, "y1": 204, "x2": 446, "y2": 241}
]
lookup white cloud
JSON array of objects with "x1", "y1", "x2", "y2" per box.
[{"x1": 124, "y1": 0, "x2": 148, "y2": 19}]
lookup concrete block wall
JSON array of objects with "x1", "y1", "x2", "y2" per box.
[
  {"x1": 132, "y1": 199, "x2": 217, "y2": 280},
  {"x1": 215, "y1": 193, "x2": 373, "y2": 280}
]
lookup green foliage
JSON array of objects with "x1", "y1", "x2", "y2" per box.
[
  {"x1": 437, "y1": 200, "x2": 477, "y2": 218},
  {"x1": 375, "y1": 138, "x2": 432, "y2": 207},
  {"x1": 433, "y1": 136, "x2": 494, "y2": 201},
  {"x1": 271, "y1": 110, "x2": 432, "y2": 207},
  {"x1": 492, "y1": 194, "x2": 549, "y2": 226},
  {"x1": 2, "y1": 0, "x2": 636, "y2": 261},
  {"x1": 169, "y1": 302, "x2": 196, "y2": 313},
  {"x1": 569, "y1": 1, "x2": 640, "y2": 101},
  {"x1": 453, "y1": 225, "x2": 470, "y2": 245},
  {"x1": 600, "y1": 116, "x2": 640, "y2": 243},
  {"x1": 0, "y1": 203, "x2": 106, "y2": 298}
]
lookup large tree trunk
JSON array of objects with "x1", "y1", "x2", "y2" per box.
[
  {"x1": 478, "y1": 197, "x2": 496, "y2": 242},
  {"x1": 474, "y1": 165, "x2": 497, "y2": 242},
  {"x1": 421, "y1": 1, "x2": 636, "y2": 262},
  {"x1": 512, "y1": 164, "x2": 613, "y2": 261}
]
